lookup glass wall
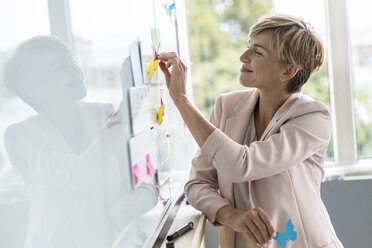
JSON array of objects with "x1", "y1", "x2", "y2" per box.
[
  {"x1": 0, "y1": 1, "x2": 193, "y2": 247},
  {"x1": 0, "y1": 0, "x2": 50, "y2": 168},
  {"x1": 0, "y1": 1, "x2": 50, "y2": 247}
]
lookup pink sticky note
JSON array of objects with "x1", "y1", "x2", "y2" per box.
[
  {"x1": 160, "y1": 89, "x2": 165, "y2": 105},
  {"x1": 133, "y1": 164, "x2": 152, "y2": 184},
  {"x1": 159, "y1": 192, "x2": 165, "y2": 201},
  {"x1": 146, "y1": 154, "x2": 157, "y2": 175}
]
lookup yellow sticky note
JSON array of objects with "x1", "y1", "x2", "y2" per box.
[
  {"x1": 172, "y1": 8, "x2": 177, "y2": 20},
  {"x1": 147, "y1": 57, "x2": 160, "y2": 78},
  {"x1": 157, "y1": 105, "x2": 165, "y2": 125}
]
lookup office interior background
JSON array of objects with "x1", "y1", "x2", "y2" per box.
[{"x1": 0, "y1": 0, "x2": 371, "y2": 247}]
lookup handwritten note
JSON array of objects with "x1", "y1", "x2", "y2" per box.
[{"x1": 129, "y1": 86, "x2": 159, "y2": 135}]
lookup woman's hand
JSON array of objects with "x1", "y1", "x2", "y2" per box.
[
  {"x1": 158, "y1": 52, "x2": 187, "y2": 101},
  {"x1": 216, "y1": 205, "x2": 276, "y2": 247}
]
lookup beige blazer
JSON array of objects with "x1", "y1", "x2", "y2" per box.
[{"x1": 185, "y1": 89, "x2": 344, "y2": 248}]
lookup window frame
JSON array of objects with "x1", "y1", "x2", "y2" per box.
[{"x1": 323, "y1": 0, "x2": 372, "y2": 177}]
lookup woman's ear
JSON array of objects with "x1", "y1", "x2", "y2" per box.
[{"x1": 280, "y1": 64, "x2": 299, "y2": 82}]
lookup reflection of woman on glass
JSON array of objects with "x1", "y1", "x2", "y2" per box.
[
  {"x1": 159, "y1": 15, "x2": 343, "y2": 248},
  {"x1": 3, "y1": 36, "x2": 157, "y2": 248}
]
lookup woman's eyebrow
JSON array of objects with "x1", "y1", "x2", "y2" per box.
[
  {"x1": 248, "y1": 40, "x2": 269, "y2": 52},
  {"x1": 252, "y1": 43, "x2": 269, "y2": 52}
]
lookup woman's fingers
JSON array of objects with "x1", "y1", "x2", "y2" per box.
[
  {"x1": 240, "y1": 225, "x2": 260, "y2": 246},
  {"x1": 256, "y1": 207, "x2": 276, "y2": 238},
  {"x1": 246, "y1": 219, "x2": 266, "y2": 246},
  {"x1": 158, "y1": 51, "x2": 178, "y2": 61},
  {"x1": 166, "y1": 58, "x2": 177, "y2": 69},
  {"x1": 159, "y1": 61, "x2": 170, "y2": 78},
  {"x1": 248, "y1": 208, "x2": 275, "y2": 247},
  {"x1": 159, "y1": 61, "x2": 170, "y2": 87},
  {"x1": 159, "y1": 52, "x2": 187, "y2": 72},
  {"x1": 251, "y1": 218, "x2": 270, "y2": 246},
  {"x1": 229, "y1": 207, "x2": 274, "y2": 247},
  {"x1": 158, "y1": 51, "x2": 188, "y2": 100},
  {"x1": 239, "y1": 208, "x2": 274, "y2": 247}
]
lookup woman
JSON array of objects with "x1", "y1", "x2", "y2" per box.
[
  {"x1": 3, "y1": 36, "x2": 158, "y2": 248},
  {"x1": 159, "y1": 15, "x2": 343, "y2": 248}
]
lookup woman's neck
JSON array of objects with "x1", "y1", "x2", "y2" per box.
[
  {"x1": 254, "y1": 90, "x2": 290, "y2": 130},
  {"x1": 40, "y1": 101, "x2": 80, "y2": 129}
]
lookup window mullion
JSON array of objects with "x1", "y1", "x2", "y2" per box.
[
  {"x1": 47, "y1": 0, "x2": 75, "y2": 52},
  {"x1": 325, "y1": 0, "x2": 358, "y2": 165}
]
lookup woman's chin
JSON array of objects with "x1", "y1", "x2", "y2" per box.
[
  {"x1": 239, "y1": 79, "x2": 254, "y2": 88},
  {"x1": 66, "y1": 87, "x2": 87, "y2": 101}
]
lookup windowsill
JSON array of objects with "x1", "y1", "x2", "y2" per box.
[{"x1": 323, "y1": 159, "x2": 372, "y2": 181}]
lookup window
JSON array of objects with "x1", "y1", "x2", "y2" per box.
[
  {"x1": 0, "y1": 0, "x2": 50, "y2": 168},
  {"x1": 348, "y1": 0, "x2": 372, "y2": 158},
  {"x1": 188, "y1": 0, "x2": 334, "y2": 159},
  {"x1": 0, "y1": 1, "x2": 50, "y2": 247},
  {"x1": 187, "y1": 0, "x2": 272, "y2": 117},
  {"x1": 271, "y1": 0, "x2": 333, "y2": 160},
  {"x1": 69, "y1": 0, "x2": 143, "y2": 107}
]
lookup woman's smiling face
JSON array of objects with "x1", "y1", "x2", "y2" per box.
[{"x1": 239, "y1": 30, "x2": 287, "y2": 91}]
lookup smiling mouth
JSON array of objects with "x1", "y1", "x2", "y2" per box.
[{"x1": 240, "y1": 66, "x2": 253, "y2": 73}]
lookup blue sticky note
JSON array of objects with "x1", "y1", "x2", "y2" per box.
[
  {"x1": 162, "y1": 3, "x2": 175, "y2": 17},
  {"x1": 273, "y1": 219, "x2": 297, "y2": 247},
  {"x1": 129, "y1": 38, "x2": 144, "y2": 86}
]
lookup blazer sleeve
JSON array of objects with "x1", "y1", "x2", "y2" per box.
[
  {"x1": 200, "y1": 101, "x2": 332, "y2": 182},
  {"x1": 184, "y1": 95, "x2": 231, "y2": 225}
]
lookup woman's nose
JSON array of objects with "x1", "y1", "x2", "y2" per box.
[{"x1": 240, "y1": 50, "x2": 250, "y2": 63}]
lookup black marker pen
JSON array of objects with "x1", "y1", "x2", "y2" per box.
[{"x1": 166, "y1": 221, "x2": 194, "y2": 242}]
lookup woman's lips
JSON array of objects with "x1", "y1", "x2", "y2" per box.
[{"x1": 240, "y1": 66, "x2": 252, "y2": 73}]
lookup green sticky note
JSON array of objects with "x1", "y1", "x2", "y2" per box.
[{"x1": 151, "y1": 28, "x2": 161, "y2": 47}]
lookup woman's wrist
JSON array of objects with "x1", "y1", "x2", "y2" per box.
[
  {"x1": 216, "y1": 205, "x2": 236, "y2": 227},
  {"x1": 172, "y1": 94, "x2": 189, "y2": 107}
]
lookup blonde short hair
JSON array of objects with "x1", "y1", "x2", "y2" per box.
[{"x1": 249, "y1": 15, "x2": 324, "y2": 93}]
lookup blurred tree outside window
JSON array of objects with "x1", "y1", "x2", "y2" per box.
[{"x1": 348, "y1": 0, "x2": 372, "y2": 158}]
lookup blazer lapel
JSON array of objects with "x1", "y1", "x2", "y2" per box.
[
  {"x1": 224, "y1": 89, "x2": 259, "y2": 143},
  {"x1": 218, "y1": 90, "x2": 259, "y2": 206}
]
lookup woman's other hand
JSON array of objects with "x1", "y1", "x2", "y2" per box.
[
  {"x1": 158, "y1": 52, "x2": 187, "y2": 101},
  {"x1": 216, "y1": 205, "x2": 276, "y2": 247}
]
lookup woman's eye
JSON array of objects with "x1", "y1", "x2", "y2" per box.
[{"x1": 255, "y1": 50, "x2": 262, "y2": 56}]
